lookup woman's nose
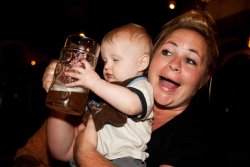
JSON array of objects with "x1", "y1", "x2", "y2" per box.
[{"x1": 167, "y1": 58, "x2": 181, "y2": 72}]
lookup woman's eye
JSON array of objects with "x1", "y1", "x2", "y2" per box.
[
  {"x1": 162, "y1": 49, "x2": 172, "y2": 56},
  {"x1": 186, "y1": 58, "x2": 196, "y2": 65}
]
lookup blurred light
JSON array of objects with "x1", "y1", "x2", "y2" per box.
[
  {"x1": 168, "y1": 0, "x2": 176, "y2": 9},
  {"x1": 200, "y1": 0, "x2": 210, "y2": 3},
  {"x1": 80, "y1": 33, "x2": 85, "y2": 37},
  {"x1": 31, "y1": 60, "x2": 36, "y2": 66},
  {"x1": 248, "y1": 36, "x2": 250, "y2": 48}
]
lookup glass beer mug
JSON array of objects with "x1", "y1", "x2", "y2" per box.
[{"x1": 45, "y1": 33, "x2": 100, "y2": 116}]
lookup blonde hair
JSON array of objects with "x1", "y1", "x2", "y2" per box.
[{"x1": 101, "y1": 23, "x2": 153, "y2": 58}]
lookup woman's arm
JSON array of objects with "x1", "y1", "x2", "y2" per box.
[{"x1": 74, "y1": 116, "x2": 115, "y2": 167}]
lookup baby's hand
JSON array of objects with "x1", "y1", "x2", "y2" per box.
[{"x1": 65, "y1": 59, "x2": 100, "y2": 90}]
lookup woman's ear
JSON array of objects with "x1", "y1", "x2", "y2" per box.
[{"x1": 138, "y1": 54, "x2": 150, "y2": 72}]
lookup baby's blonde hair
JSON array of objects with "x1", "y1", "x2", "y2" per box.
[{"x1": 101, "y1": 23, "x2": 153, "y2": 58}]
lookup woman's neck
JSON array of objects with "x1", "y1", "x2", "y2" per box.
[{"x1": 152, "y1": 105, "x2": 186, "y2": 131}]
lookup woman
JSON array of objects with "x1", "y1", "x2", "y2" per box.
[{"x1": 43, "y1": 9, "x2": 219, "y2": 167}]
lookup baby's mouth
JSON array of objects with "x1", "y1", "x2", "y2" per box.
[{"x1": 105, "y1": 74, "x2": 113, "y2": 81}]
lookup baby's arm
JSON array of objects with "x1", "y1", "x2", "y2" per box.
[
  {"x1": 91, "y1": 79, "x2": 143, "y2": 116},
  {"x1": 65, "y1": 60, "x2": 144, "y2": 116}
]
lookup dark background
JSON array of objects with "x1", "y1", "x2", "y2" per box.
[
  {"x1": 0, "y1": 0, "x2": 201, "y2": 58},
  {"x1": 0, "y1": 0, "x2": 249, "y2": 166}
]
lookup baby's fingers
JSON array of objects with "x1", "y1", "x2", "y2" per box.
[
  {"x1": 70, "y1": 66, "x2": 84, "y2": 73},
  {"x1": 64, "y1": 70, "x2": 81, "y2": 80},
  {"x1": 65, "y1": 81, "x2": 79, "y2": 87},
  {"x1": 81, "y1": 59, "x2": 93, "y2": 69}
]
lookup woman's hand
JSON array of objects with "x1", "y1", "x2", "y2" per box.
[{"x1": 42, "y1": 60, "x2": 58, "y2": 92}]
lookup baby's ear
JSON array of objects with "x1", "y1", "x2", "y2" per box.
[{"x1": 138, "y1": 54, "x2": 150, "y2": 72}]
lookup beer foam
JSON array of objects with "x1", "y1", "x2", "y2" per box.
[{"x1": 50, "y1": 83, "x2": 87, "y2": 93}]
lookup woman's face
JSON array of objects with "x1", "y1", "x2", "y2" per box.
[{"x1": 148, "y1": 29, "x2": 208, "y2": 109}]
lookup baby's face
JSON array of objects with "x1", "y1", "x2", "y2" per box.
[{"x1": 101, "y1": 36, "x2": 143, "y2": 82}]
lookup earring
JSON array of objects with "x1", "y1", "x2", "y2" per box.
[{"x1": 208, "y1": 77, "x2": 213, "y2": 103}]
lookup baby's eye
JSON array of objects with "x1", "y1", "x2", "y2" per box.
[
  {"x1": 162, "y1": 49, "x2": 172, "y2": 56},
  {"x1": 102, "y1": 59, "x2": 107, "y2": 64},
  {"x1": 113, "y1": 59, "x2": 119, "y2": 62},
  {"x1": 186, "y1": 58, "x2": 196, "y2": 65}
]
